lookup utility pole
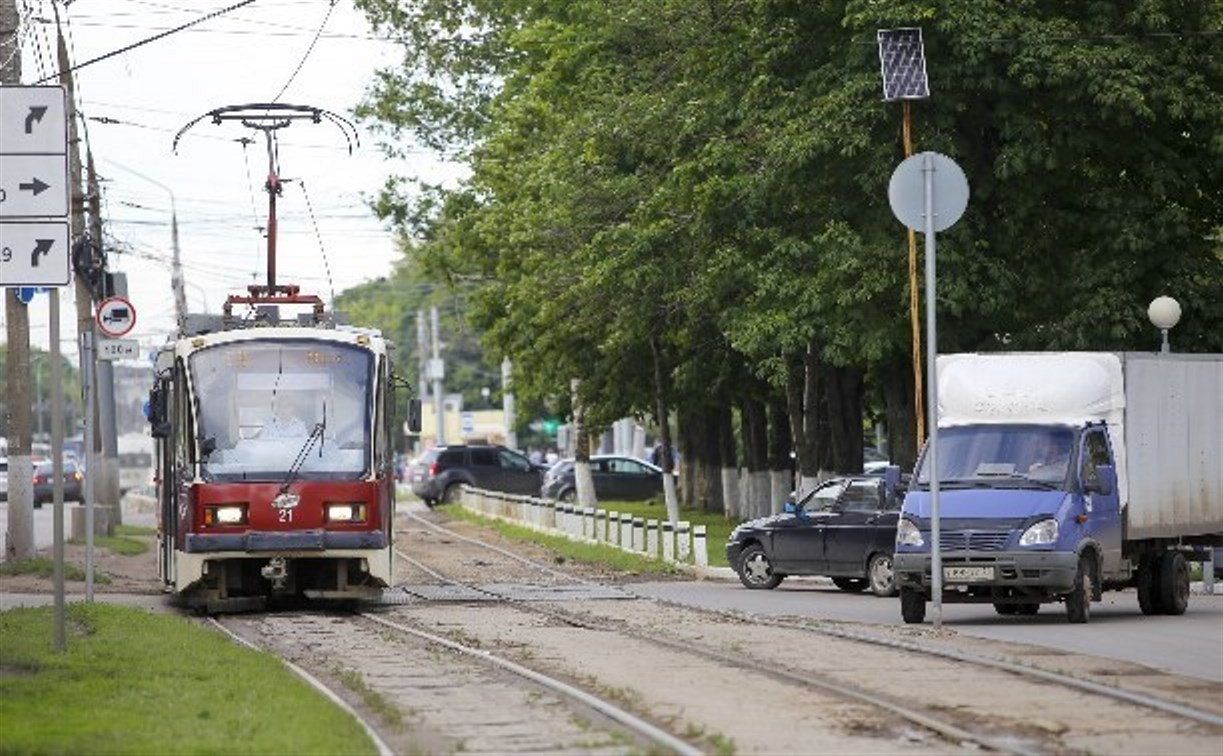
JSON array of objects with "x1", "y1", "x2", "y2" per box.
[
  {"x1": 2, "y1": 0, "x2": 36, "y2": 561},
  {"x1": 55, "y1": 12, "x2": 101, "y2": 597},
  {"x1": 87, "y1": 150, "x2": 121, "y2": 525}
]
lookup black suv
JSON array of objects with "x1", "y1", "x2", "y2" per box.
[{"x1": 409, "y1": 444, "x2": 543, "y2": 506}]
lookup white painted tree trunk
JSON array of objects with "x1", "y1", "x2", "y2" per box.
[
  {"x1": 575, "y1": 460, "x2": 597, "y2": 508},
  {"x1": 796, "y1": 474, "x2": 821, "y2": 501},
  {"x1": 662, "y1": 472, "x2": 679, "y2": 525},
  {"x1": 750, "y1": 471, "x2": 770, "y2": 519},
  {"x1": 5, "y1": 454, "x2": 35, "y2": 560},
  {"x1": 720, "y1": 467, "x2": 740, "y2": 519},
  {"x1": 769, "y1": 470, "x2": 789, "y2": 515}
]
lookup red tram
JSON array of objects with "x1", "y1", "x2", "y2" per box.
[
  {"x1": 148, "y1": 316, "x2": 416, "y2": 611},
  {"x1": 148, "y1": 103, "x2": 420, "y2": 611}
]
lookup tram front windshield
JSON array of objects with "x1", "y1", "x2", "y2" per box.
[{"x1": 190, "y1": 340, "x2": 373, "y2": 482}]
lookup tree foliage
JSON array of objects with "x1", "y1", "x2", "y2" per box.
[{"x1": 352, "y1": 0, "x2": 1222, "y2": 471}]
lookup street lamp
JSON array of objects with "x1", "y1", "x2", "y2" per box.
[{"x1": 1147, "y1": 296, "x2": 1181, "y2": 354}]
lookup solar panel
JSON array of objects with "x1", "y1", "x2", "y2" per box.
[{"x1": 877, "y1": 28, "x2": 930, "y2": 101}]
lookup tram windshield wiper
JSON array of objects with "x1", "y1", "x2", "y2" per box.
[{"x1": 276, "y1": 421, "x2": 326, "y2": 496}]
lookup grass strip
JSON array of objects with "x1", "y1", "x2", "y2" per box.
[
  {"x1": 0, "y1": 603, "x2": 377, "y2": 754},
  {"x1": 0, "y1": 558, "x2": 110, "y2": 584},
  {"x1": 69, "y1": 535, "x2": 149, "y2": 556},
  {"x1": 442, "y1": 505, "x2": 682, "y2": 575},
  {"x1": 115, "y1": 524, "x2": 156, "y2": 537}
]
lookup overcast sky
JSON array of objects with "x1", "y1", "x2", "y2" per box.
[{"x1": 3, "y1": 0, "x2": 456, "y2": 360}]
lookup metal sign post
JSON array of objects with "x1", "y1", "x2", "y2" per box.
[{"x1": 889, "y1": 151, "x2": 969, "y2": 629}]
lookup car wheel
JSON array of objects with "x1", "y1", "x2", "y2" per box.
[
  {"x1": 1014, "y1": 603, "x2": 1040, "y2": 616},
  {"x1": 559, "y1": 488, "x2": 577, "y2": 504},
  {"x1": 900, "y1": 587, "x2": 926, "y2": 624},
  {"x1": 441, "y1": 484, "x2": 463, "y2": 505},
  {"x1": 1064, "y1": 553, "x2": 1093, "y2": 624},
  {"x1": 1158, "y1": 551, "x2": 1189, "y2": 616},
  {"x1": 832, "y1": 577, "x2": 867, "y2": 592},
  {"x1": 993, "y1": 602, "x2": 1018, "y2": 616},
  {"x1": 736, "y1": 544, "x2": 783, "y2": 590},
  {"x1": 867, "y1": 553, "x2": 896, "y2": 597}
]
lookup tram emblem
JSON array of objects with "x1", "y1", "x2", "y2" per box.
[{"x1": 271, "y1": 492, "x2": 300, "y2": 511}]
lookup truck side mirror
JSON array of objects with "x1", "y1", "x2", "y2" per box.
[
  {"x1": 1087, "y1": 464, "x2": 1116, "y2": 496},
  {"x1": 406, "y1": 399, "x2": 422, "y2": 434}
]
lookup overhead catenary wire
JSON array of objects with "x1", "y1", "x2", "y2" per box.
[
  {"x1": 270, "y1": 0, "x2": 338, "y2": 103},
  {"x1": 35, "y1": 0, "x2": 257, "y2": 83}
]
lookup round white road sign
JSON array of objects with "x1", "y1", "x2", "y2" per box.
[
  {"x1": 888, "y1": 151, "x2": 969, "y2": 233},
  {"x1": 96, "y1": 295, "x2": 136, "y2": 338}
]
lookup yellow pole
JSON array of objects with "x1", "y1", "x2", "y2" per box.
[{"x1": 903, "y1": 101, "x2": 925, "y2": 447}]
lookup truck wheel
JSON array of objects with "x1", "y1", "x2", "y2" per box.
[
  {"x1": 900, "y1": 587, "x2": 926, "y2": 624},
  {"x1": 993, "y1": 602, "x2": 1017, "y2": 616},
  {"x1": 1065, "y1": 554, "x2": 1093, "y2": 624},
  {"x1": 1136, "y1": 557, "x2": 1163, "y2": 615},
  {"x1": 1014, "y1": 603, "x2": 1039, "y2": 616},
  {"x1": 1158, "y1": 551, "x2": 1189, "y2": 616}
]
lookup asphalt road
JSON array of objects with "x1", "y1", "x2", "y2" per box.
[
  {"x1": 0, "y1": 500, "x2": 155, "y2": 555},
  {"x1": 633, "y1": 577, "x2": 1223, "y2": 683}
]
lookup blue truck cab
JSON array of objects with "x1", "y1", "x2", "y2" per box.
[{"x1": 894, "y1": 352, "x2": 1222, "y2": 624}]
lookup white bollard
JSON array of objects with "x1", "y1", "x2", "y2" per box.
[
  {"x1": 693, "y1": 524, "x2": 708, "y2": 567},
  {"x1": 620, "y1": 514, "x2": 633, "y2": 552},
  {"x1": 677, "y1": 522, "x2": 691, "y2": 563},
  {"x1": 584, "y1": 508, "x2": 596, "y2": 541},
  {"x1": 632, "y1": 518, "x2": 645, "y2": 553},
  {"x1": 662, "y1": 521, "x2": 675, "y2": 563},
  {"x1": 599, "y1": 510, "x2": 610, "y2": 542},
  {"x1": 646, "y1": 519, "x2": 659, "y2": 558}
]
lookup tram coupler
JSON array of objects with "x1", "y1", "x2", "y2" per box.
[{"x1": 261, "y1": 556, "x2": 290, "y2": 590}]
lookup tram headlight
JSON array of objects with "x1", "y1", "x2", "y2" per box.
[
  {"x1": 204, "y1": 504, "x2": 248, "y2": 527},
  {"x1": 325, "y1": 503, "x2": 366, "y2": 523}
]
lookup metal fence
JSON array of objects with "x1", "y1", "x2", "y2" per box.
[{"x1": 459, "y1": 486, "x2": 708, "y2": 568}]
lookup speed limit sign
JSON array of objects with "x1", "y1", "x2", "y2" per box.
[{"x1": 96, "y1": 296, "x2": 136, "y2": 338}]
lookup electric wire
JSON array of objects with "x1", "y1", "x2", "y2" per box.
[
  {"x1": 34, "y1": 0, "x2": 257, "y2": 83},
  {"x1": 270, "y1": 0, "x2": 337, "y2": 103},
  {"x1": 297, "y1": 179, "x2": 335, "y2": 305}
]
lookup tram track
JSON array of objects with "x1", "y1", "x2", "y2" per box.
[
  {"x1": 208, "y1": 601, "x2": 701, "y2": 754},
  {"x1": 393, "y1": 509, "x2": 1223, "y2": 753}
]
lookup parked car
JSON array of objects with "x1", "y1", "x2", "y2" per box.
[
  {"x1": 409, "y1": 444, "x2": 543, "y2": 506},
  {"x1": 32, "y1": 459, "x2": 85, "y2": 507},
  {"x1": 725, "y1": 476, "x2": 902, "y2": 596},
  {"x1": 541, "y1": 455, "x2": 668, "y2": 502},
  {"x1": 0, "y1": 457, "x2": 8, "y2": 502}
]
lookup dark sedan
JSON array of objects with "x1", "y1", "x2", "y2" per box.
[
  {"x1": 541, "y1": 455, "x2": 667, "y2": 502},
  {"x1": 33, "y1": 460, "x2": 85, "y2": 506},
  {"x1": 725, "y1": 476, "x2": 901, "y2": 596}
]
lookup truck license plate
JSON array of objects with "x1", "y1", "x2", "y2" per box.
[{"x1": 944, "y1": 565, "x2": 994, "y2": 582}]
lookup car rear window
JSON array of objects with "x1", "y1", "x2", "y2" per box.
[
  {"x1": 418, "y1": 449, "x2": 441, "y2": 465},
  {"x1": 438, "y1": 450, "x2": 465, "y2": 465}
]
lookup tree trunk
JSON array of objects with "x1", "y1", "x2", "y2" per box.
[
  {"x1": 719, "y1": 404, "x2": 740, "y2": 519},
  {"x1": 767, "y1": 396, "x2": 792, "y2": 514},
  {"x1": 740, "y1": 396, "x2": 769, "y2": 519},
  {"x1": 571, "y1": 378, "x2": 597, "y2": 508},
  {"x1": 882, "y1": 358, "x2": 918, "y2": 471},
  {"x1": 679, "y1": 403, "x2": 724, "y2": 514},
  {"x1": 804, "y1": 346, "x2": 835, "y2": 482},
  {"x1": 649, "y1": 332, "x2": 679, "y2": 524},
  {"x1": 825, "y1": 365, "x2": 865, "y2": 475},
  {"x1": 786, "y1": 350, "x2": 817, "y2": 497}
]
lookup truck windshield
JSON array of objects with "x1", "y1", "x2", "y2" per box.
[
  {"x1": 915, "y1": 425, "x2": 1076, "y2": 489},
  {"x1": 189, "y1": 340, "x2": 372, "y2": 482}
]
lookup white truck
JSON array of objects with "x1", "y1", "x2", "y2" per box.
[{"x1": 894, "y1": 352, "x2": 1222, "y2": 623}]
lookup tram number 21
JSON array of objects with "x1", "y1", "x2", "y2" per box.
[{"x1": 278, "y1": 509, "x2": 294, "y2": 523}]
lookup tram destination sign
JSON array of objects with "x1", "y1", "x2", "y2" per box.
[{"x1": 0, "y1": 85, "x2": 70, "y2": 287}]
